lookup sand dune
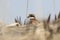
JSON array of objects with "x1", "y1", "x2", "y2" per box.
[{"x1": 0, "y1": 22, "x2": 60, "y2": 40}]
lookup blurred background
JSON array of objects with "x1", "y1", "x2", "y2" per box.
[{"x1": 0, "y1": 0, "x2": 60, "y2": 24}]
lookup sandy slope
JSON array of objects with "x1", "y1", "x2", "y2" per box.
[
  {"x1": 0, "y1": 23, "x2": 60, "y2": 40},
  {"x1": 52, "y1": 33, "x2": 60, "y2": 40}
]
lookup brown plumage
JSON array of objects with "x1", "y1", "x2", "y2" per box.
[
  {"x1": 55, "y1": 14, "x2": 57, "y2": 20},
  {"x1": 47, "y1": 14, "x2": 51, "y2": 23},
  {"x1": 58, "y1": 12, "x2": 60, "y2": 19}
]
